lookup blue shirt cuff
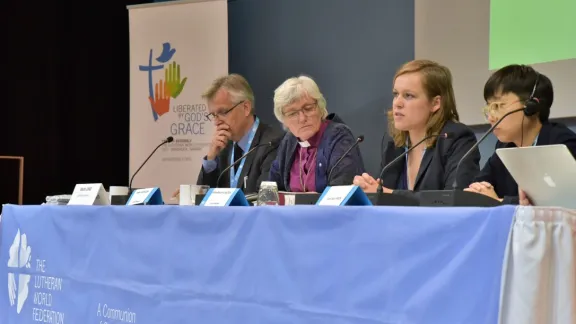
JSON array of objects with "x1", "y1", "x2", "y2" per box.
[{"x1": 202, "y1": 157, "x2": 218, "y2": 173}]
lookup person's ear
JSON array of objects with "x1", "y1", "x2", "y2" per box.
[
  {"x1": 243, "y1": 101, "x2": 252, "y2": 116},
  {"x1": 430, "y1": 96, "x2": 441, "y2": 113}
]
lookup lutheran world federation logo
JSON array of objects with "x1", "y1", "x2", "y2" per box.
[
  {"x1": 7, "y1": 229, "x2": 32, "y2": 314},
  {"x1": 139, "y1": 42, "x2": 188, "y2": 122}
]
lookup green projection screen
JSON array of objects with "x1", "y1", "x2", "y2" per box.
[
  {"x1": 416, "y1": 0, "x2": 576, "y2": 125},
  {"x1": 489, "y1": 0, "x2": 576, "y2": 70}
]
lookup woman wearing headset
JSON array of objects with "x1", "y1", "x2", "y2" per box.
[{"x1": 466, "y1": 64, "x2": 576, "y2": 205}]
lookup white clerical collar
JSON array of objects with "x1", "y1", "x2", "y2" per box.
[{"x1": 298, "y1": 141, "x2": 311, "y2": 148}]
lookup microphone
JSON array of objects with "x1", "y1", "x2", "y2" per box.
[
  {"x1": 327, "y1": 135, "x2": 364, "y2": 185},
  {"x1": 128, "y1": 136, "x2": 174, "y2": 194},
  {"x1": 376, "y1": 132, "x2": 451, "y2": 193},
  {"x1": 451, "y1": 107, "x2": 524, "y2": 189},
  {"x1": 216, "y1": 141, "x2": 276, "y2": 188}
]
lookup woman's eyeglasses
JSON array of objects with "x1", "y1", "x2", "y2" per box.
[{"x1": 283, "y1": 103, "x2": 317, "y2": 120}]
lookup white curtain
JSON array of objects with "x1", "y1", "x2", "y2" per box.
[{"x1": 499, "y1": 206, "x2": 576, "y2": 324}]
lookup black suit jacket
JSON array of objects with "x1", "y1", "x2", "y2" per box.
[
  {"x1": 474, "y1": 122, "x2": 576, "y2": 204},
  {"x1": 380, "y1": 120, "x2": 480, "y2": 198},
  {"x1": 196, "y1": 120, "x2": 285, "y2": 193}
]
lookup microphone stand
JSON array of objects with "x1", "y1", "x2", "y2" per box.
[
  {"x1": 376, "y1": 133, "x2": 448, "y2": 194},
  {"x1": 327, "y1": 135, "x2": 364, "y2": 186},
  {"x1": 216, "y1": 142, "x2": 273, "y2": 189},
  {"x1": 451, "y1": 107, "x2": 524, "y2": 189},
  {"x1": 415, "y1": 108, "x2": 525, "y2": 207},
  {"x1": 128, "y1": 137, "x2": 173, "y2": 195}
]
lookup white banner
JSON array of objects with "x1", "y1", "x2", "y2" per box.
[{"x1": 128, "y1": 0, "x2": 227, "y2": 202}]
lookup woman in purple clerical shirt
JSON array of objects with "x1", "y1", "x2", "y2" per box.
[{"x1": 269, "y1": 75, "x2": 365, "y2": 192}]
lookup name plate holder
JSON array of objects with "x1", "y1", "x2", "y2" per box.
[
  {"x1": 316, "y1": 185, "x2": 372, "y2": 206},
  {"x1": 126, "y1": 188, "x2": 164, "y2": 205},
  {"x1": 199, "y1": 188, "x2": 250, "y2": 206},
  {"x1": 68, "y1": 183, "x2": 110, "y2": 205}
]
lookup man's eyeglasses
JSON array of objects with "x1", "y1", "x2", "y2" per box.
[
  {"x1": 482, "y1": 99, "x2": 523, "y2": 120},
  {"x1": 206, "y1": 100, "x2": 245, "y2": 121},
  {"x1": 283, "y1": 103, "x2": 317, "y2": 120}
]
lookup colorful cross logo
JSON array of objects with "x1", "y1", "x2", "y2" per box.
[{"x1": 139, "y1": 42, "x2": 188, "y2": 121}]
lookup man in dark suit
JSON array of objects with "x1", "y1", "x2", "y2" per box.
[{"x1": 197, "y1": 74, "x2": 284, "y2": 193}]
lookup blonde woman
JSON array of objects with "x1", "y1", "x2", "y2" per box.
[{"x1": 354, "y1": 60, "x2": 480, "y2": 197}]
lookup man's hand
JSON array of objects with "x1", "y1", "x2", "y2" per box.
[{"x1": 207, "y1": 124, "x2": 231, "y2": 160}]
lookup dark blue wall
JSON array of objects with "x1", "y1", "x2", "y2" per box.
[
  {"x1": 158, "y1": 0, "x2": 576, "y2": 169},
  {"x1": 228, "y1": 0, "x2": 415, "y2": 175}
]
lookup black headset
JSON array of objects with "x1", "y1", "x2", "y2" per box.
[{"x1": 523, "y1": 71, "x2": 541, "y2": 117}]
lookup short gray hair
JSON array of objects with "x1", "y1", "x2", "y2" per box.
[
  {"x1": 273, "y1": 75, "x2": 328, "y2": 123},
  {"x1": 202, "y1": 74, "x2": 255, "y2": 113}
]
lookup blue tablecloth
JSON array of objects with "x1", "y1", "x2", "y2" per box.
[{"x1": 0, "y1": 204, "x2": 516, "y2": 324}]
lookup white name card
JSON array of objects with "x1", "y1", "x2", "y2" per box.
[
  {"x1": 316, "y1": 185, "x2": 372, "y2": 206},
  {"x1": 127, "y1": 187, "x2": 163, "y2": 205},
  {"x1": 200, "y1": 188, "x2": 250, "y2": 206},
  {"x1": 317, "y1": 185, "x2": 355, "y2": 206},
  {"x1": 200, "y1": 188, "x2": 236, "y2": 206},
  {"x1": 283, "y1": 194, "x2": 296, "y2": 206},
  {"x1": 68, "y1": 183, "x2": 110, "y2": 206}
]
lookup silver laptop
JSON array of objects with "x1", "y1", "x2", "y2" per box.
[{"x1": 496, "y1": 144, "x2": 576, "y2": 208}]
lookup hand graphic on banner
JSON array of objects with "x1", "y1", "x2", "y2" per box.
[
  {"x1": 165, "y1": 61, "x2": 187, "y2": 98},
  {"x1": 7, "y1": 229, "x2": 32, "y2": 313},
  {"x1": 149, "y1": 80, "x2": 170, "y2": 117},
  {"x1": 8, "y1": 273, "x2": 16, "y2": 306}
]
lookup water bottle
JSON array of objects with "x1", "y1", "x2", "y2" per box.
[{"x1": 257, "y1": 181, "x2": 280, "y2": 206}]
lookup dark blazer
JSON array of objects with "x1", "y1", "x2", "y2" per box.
[
  {"x1": 380, "y1": 120, "x2": 480, "y2": 198},
  {"x1": 196, "y1": 119, "x2": 285, "y2": 193},
  {"x1": 269, "y1": 113, "x2": 365, "y2": 192},
  {"x1": 474, "y1": 122, "x2": 576, "y2": 204}
]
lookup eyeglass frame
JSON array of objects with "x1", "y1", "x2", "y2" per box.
[
  {"x1": 205, "y1": 100, "x2": 246, "y2": 121},
  {"x1": 481, "y1": 99, "x2": 524, "y2": 120},
  {"x1": 282, "y1": 101, "x2": 318, "y2": 121}
]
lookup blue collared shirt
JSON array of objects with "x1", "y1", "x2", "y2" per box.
[{"x1": 202, "y1": 126, "x2": 254, "y2": 173}]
